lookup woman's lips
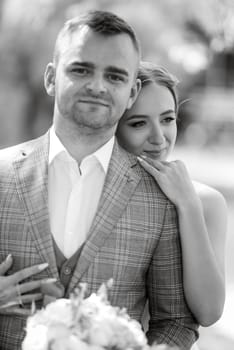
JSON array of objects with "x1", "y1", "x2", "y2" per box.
[{"x1": 142, "y1": 149, "x2": 166, "y2": 159}]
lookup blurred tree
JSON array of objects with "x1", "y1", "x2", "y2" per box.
[{"x1": 0, "y1": 0, "x2": 233, "y2": 146}]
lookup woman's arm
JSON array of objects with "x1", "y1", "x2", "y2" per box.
[
  {"x1": 138, "y1": 157, "x2": 227, "y2": 326},
  {"x1": 176, "y1": 181, "x2": 227, "y2": 326}
]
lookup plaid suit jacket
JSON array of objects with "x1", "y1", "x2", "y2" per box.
[{"x1": 0, "y1": 132, "x2": 198, "y2": 350}]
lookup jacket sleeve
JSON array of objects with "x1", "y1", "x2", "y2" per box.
[{"x1": 146, "y1": 201, "x2": 199, "y2": 350}]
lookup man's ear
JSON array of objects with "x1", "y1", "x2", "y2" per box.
[
  {"x1": 44, "y1": 63, "x2": 56, "y2": 96},
  {"x1": 126, "y1": 78, "x2": 141, "y2": 110}
]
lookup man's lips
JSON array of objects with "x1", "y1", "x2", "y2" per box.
[{"x1": 79, "y1": 99, "x2": 109, "y2": 107}]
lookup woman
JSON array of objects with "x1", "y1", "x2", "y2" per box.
[{"x1": 116, "y1": 62, "x2": 227, "y2": 328}]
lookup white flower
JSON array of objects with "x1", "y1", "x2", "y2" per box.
[
  {"x1": 22, "y1": 324, "x2": 48, "y2": 350},
  {"x1": 30, "y1": 298, "x2": 73, "y2": 327},
  {"x1": 22, "y1": 280, "x2": 177, "y2": 350}
]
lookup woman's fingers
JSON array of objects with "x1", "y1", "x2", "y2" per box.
[
  {"x1": 19, "y1": 292, "x2": 43, "y2": 305},
  {"x1": 7, "y1": 262, "x2": 49, "y2": 285},
  {"x1": 138, "y1": 156, "x2": 168, "y2": 170},
  {"x1": 40, "y1": 282, "x2": 64, "y2": 298},
  {"x1": 0, "y1": 262, "x2": 51, "y2": 301},
  {"x1": 0, "y1": 291, "x2": 42, "y2": 309},
  {"x1": 0, "y1": 259, "x2": 56, "y2": 315},
  {"x1": 18, "y1": 278, "x2": 57, "y2": 295},
  {"x1": 138, "y1": 157, "x2": 161, "y2": 177},
  {"x1": 0, "y1": 305, "x2": 33, "y2": 316},
  {"x1": 0, "y1": 277, "x2": 56, "y2": 305},
  {"x1": 0, "y1": 254, "x2": 13, "y2": 276}
]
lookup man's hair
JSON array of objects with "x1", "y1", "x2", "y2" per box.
[
  {"x1": 137, "y1": 61, "x2": 179, "y2": 113},
  {"x1": 53, "y1": 10, "x2": 141, "y2": 64}
]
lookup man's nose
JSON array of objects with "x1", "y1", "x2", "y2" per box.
[
  {"x1": 149, "y1": 123, "x2": 165, "y2": 144},
  {"x1": 86, "y1": 75, "x2": 107, "y2": 95}
]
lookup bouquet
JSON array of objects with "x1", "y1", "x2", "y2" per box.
[{"x1": 22, "y1": 280, "x2": 177, "y2": 350}]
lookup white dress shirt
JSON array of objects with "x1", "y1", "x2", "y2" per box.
[{"x1": 48, "y1": 127, "x2": 114, "y2": 258}]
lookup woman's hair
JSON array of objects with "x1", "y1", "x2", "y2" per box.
[{"x1": 137, "y1": 61, "x2": 179, "y2": 113}]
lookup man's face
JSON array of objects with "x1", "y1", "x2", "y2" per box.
[{"x1": 45, "y1": 26, "x2": 140, "y2": 133}]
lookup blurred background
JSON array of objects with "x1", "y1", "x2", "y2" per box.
[{"x1": 0, "y1": 0, "x2": 233, "y2": 348}]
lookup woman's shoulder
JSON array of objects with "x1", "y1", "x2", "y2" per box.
[{"x1": 192, "y1": 180, "x2": 227, "y2": 219}]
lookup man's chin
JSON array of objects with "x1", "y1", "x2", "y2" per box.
[{"x1": 74, "y1": 119, "x2": 114, "y2": 132}]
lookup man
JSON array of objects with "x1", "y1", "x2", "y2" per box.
[{"x1": 0, "y1": 10, "x2": 198, "y2": 349}]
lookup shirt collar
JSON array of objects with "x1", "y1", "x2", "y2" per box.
[
  {"x1": 92, "y1": 135, "x2": 114, "y2": 173},
  {"x1": 49, "y1": 126, "x2": 114, "y2": 174},
  {"x1": 49, "y1": 126, "x2": 72, "y2": 165}
]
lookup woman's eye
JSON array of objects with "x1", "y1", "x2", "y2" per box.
[
  {"x1": 162, "y1": 116, "x2": 176, "y2": 123},
  {"x1": 129, "y1": 121, "x2": 146, "y2": 128}
]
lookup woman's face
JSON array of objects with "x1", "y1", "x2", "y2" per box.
[{"x1": 116, "y1": 82, "x2": 177, "y2": 160}]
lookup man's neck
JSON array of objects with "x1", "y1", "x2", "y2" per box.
[{"x1": 54, "y1": 122, "x2": 115, "y2": 164}]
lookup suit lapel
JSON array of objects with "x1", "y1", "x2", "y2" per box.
[
  {"x1": 12, "y1": 133, "x2": 59, "y2": 279},
  {"x1": 67, "y1": 142, "x2": 141, "y2": 294}
]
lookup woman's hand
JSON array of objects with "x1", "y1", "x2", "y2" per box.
[
  {"x1": 0, "y1": 254, "x2": 56, "y2": 315},
  {"x1": 138, "y1": 157, "x2": 198, "y2": 208}
]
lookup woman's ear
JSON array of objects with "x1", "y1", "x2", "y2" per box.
[
  {"x1": 126, "y1": 78, "x2": 141, "y2": 110},
  {"x1": 44, "y1": 63, "x2": 56, "y2": 97}
]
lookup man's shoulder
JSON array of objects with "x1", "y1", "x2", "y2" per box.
[
  {"x1": 137, "y1": 162, "x2": 174, "y2": 203},
  {"x1": 0, "y1": 133, "x2": 48, "y2": 163}
]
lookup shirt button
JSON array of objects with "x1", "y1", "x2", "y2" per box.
[{"x1": 63, "y1": 266, "x2": 72, "y2": 275}]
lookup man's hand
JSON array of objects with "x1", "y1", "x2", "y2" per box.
[{"x1": 0, "y1": 254, "x2": 56, "y2": 316}]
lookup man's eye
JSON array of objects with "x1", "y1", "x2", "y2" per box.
[
  {"x1": 107, "y1": 74, "x2": 125, "y2": 82},
  {"x1": 71, "y1": 68, "x2": 89, "y2": 75}
]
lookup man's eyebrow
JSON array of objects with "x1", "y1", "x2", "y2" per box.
[
  {"x1": 106, "y1": 66, "x2": 129, "y2": 77},
  {"x1": 68, "y1": 62, "x2": 129, "y2": 77},
  {"x1": 69, "y1": 61, "x2": 95, "y2": 69}
]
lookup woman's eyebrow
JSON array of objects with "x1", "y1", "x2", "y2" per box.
[
  {"x1": 160, "y1": 109, "x2": 175, "y2": 116},
  {"x1": 126, "y1": 114, "x2": 147, "y2": 120}
]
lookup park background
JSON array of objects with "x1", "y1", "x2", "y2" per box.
[{"x1": 0, "y1": 0, "x2": 233, "y2": 349}]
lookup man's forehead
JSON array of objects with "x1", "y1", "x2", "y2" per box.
[
  {"x1": 58, "y1": 25, "x2": 88, "y2": 54},
  {"x1": 60, "y1": 25, "x2": 137, "y2": 56},
  {"x1": 60, "y1": 30, "x2": 139, "y2": 70}
]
